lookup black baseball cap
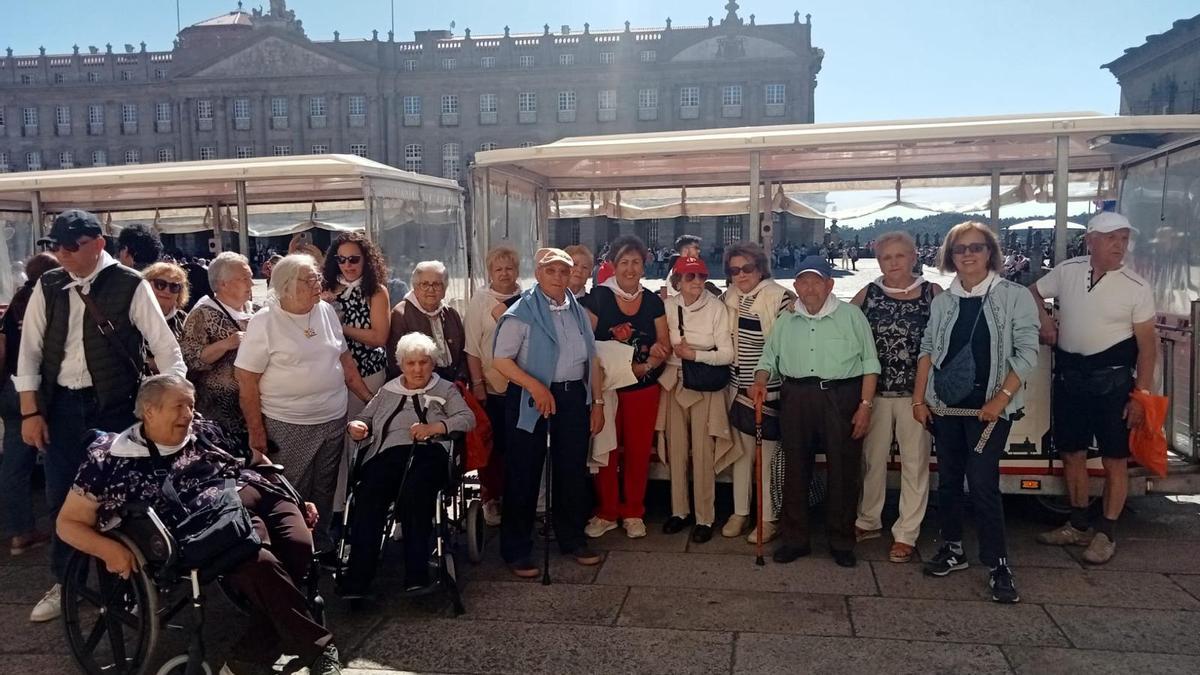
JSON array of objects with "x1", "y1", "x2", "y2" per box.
[{"x1": 37, "y1": 209, "x2": 104, "y2": 246}]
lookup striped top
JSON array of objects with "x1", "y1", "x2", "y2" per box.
[{"x1": 732, "y1": 291, "x2": 794, "y2": 389}]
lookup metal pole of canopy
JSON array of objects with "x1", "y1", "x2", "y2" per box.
[
  {"x1": 1053, "y1": 135, "x2": 1069, "y2": 265},
  {"x1": 990, "y1": 168, "x2": 1001, "y2": 233},
  {"x1": 211, "y1": 201, "x2": 223, "y2": 255},
  {"x1": 749, "y1": 152, "x2": 761, "y2": 244},
  {"x1": 481, "y1": 169, "x2": 492, "y2": 254},
  {"x1": 30, "y1": 190, "x2": 43, "y2": 247},
  {"x1": 236, "y1": 180, "x2": 250, "y2": 255},
  {"x1": 763, "y1": 179, "x2": 775, "y2": 251}
]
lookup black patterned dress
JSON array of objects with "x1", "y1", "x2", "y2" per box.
[
  {"x1": 335, "y1": 284, "x2": 387, "y2": 379},
  {"x1": 861, "y1": 281, "x2": 934, "y2": 396}
]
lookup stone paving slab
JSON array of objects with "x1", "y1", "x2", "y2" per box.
[
  {"x1": 1017, "y1": 567, "x2": 1200, "y2": 610},
  {"x1": 0, "y1": 563, "x2": 58, "y2": 605},
  {"x1": 1114, "y1": 498, "x2": 1200, "y2": 540},
  {"x1": 693, "y1": 526, "x2": 905, "y2": 562},
  {"x1": 467, "y1": 548, "x2": 603, "y2": 585},
  {"x1": 1169, "y1": 574, "x2": 1200, "y2": 602},
  {"x1": 0, "y1": 604, "x2": 70, "y2": 655},
  {"x1": 616, "y1": 586, "x2": 852, "y2": 636},
  {"x1": 1003, "y1": 646, "x2": 1200, "y2": 675},
  {"x1": 871, "y1": 561, "x2": 995, "y2": 602},
  {"x1": 1065, "y1": 537, "x2": 1200, "y2": 574},
  {"x1": 460, "y1": 580, "x2": 628, "y2": 626},
  {"x1": 595, "y1": 550, "x2": 878, "y2": 596},
  {"x1": 916, "y1": 530, "x2": 1081, "y2": 569},
  {"x1": 1045, "y1": 605, "x2": 1200, "y2": 655},
  {"x1": 849, "y1": 597, "x2": 1069, "y2": 647},
  {"x1": 733, "y1": 633, "x2": 1011, "y2": 674},
  {"x1": 352, "y1": 617, "x2": 733, "y2": 674},
  {"x1": 589, "y1": 527, "x2": 691, "y2": 553}
]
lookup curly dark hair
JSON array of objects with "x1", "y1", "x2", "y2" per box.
[
  {"x1": 116, "y1": 223, "x2": 163, "y2": 269},
  {"x1": 322, "y1": 232, "x2": 388, "y2": 296}
]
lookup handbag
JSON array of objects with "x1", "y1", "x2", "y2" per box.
[
  {"x1": 933, "y1": 292, "x2": 988, "y2": 406},
  {"x1": 677, "y1": 305, "x2": 729, "y2": 392}
]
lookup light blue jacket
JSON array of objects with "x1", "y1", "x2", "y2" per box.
[{"x1": 919, "y1": 278, "x2": 1040, "y2": 419}]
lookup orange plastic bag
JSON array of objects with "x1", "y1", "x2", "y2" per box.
[
  {"x1": 1128, "y1": 390, "x2": 1168, "y2": 478},
  {"x1": 455, "y1": 381, "x2": 494, "y2": 472}
]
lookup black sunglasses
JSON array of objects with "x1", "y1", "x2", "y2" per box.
[
  {"x1": 727, "y1": 263, "x2": 758, "y2": 276},
  {"x1": 45, "y1": 236, "x2": 95, "y2": 254},
  {"x1": 951, "y1": 242, "x2": 989, "y2": 256},
  {"x1": 682, "y1": 272, "x2": 709, "y2": 282},
  {"x1": 150, "y1": 278, "x2": 184, "y2": 294},
  {"x1": 335, "y1": 255, "x2": 362, "y2": 265}
]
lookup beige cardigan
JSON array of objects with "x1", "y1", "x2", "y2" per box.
[{"x1": 654, "y1": 364, "x2": 738, "y2": 474}]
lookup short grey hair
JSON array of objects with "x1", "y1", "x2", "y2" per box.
[
  {"x1": 411, "y1": 260, "x2": 448, "y2": 287},
  {"x1": 208, "y1": 251, "x2": 250, "y2": 290},
  {"x1": 135, "y1": 374, "x2": 195, "y2": 420},
  {"x1": 874, "y1": 231, "x2": 918, "y2": 257},
  {"x1": 395, "y1": 331, "x2": 439, "y2": 363},
  {"x1": 269, "y1": 253, "x2": 320, "y2": 299}
]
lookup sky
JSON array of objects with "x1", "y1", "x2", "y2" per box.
[{"x1": 4, "y1": 0, "x2": 1196, "y2": 226}]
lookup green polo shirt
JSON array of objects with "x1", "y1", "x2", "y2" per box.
[{"x1": 755, "y1": 301, "x2": 881, "y2": 381}]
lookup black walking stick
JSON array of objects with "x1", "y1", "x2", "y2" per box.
[{"x1": 542, "y1": 416, "x2": 553, "y2": 586}]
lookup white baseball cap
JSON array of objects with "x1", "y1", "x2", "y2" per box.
[{"x1": 1087, "y1": 211, "x2": 1138, "y2": 234}]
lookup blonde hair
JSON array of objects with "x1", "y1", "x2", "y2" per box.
[
  {"x1": 564, "y1": 244, "x2": 594, "y2": 266},
  {"x1": 484, "y1": 245, "x2": 520, "y2": 275},
  {"x1": 938, "y1": 221, "x2": 1003, "y2": 274},
  {"x1": 143, "y1": 261, "x2": 190, "y2": 308},
  {"x1": 874, "y1": 231, "x2": 917, "y2": 258}
]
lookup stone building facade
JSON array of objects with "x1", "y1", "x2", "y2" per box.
[
  {"x1": 1104, "y1": 13, "x2": 1200, "y2": 115},
  {"x1": 0, "y1": 1, "x2": 825, "y2": 253}
]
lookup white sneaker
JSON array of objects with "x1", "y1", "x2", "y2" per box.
[
  {"x1": 482, "y1": 500, "x2": 502, "y2": 527},
  {"x1": 623, "y1": 518, "x2": 647, "y2": 539},
  {"x1": 30, "y1": 583, "x2": 61, "y2": 623},
  {"x1": 585, "y1": 517, "x2": 617, "y2": 539}
]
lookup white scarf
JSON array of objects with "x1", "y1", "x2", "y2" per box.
[
  {"x1": 64, "y1": 250, "x2": 119, "y2": 294},
  {"x1": 872, "y1": 275, "x2": 926, "y2": 295},
  {"x1": 165, "y1": 307, "x2": 182, "y2": 322},
  {"x1": 336, "y1": 276, "x2": 363, "y2": 298},
  {"x1": 484, "y1": 284, "x2": 521, "y2": 302},
  {"x1": 381, "y1": 373, "x2": 448, "y2": 407},
  {"x1": 600, "y1": 277, "x2": 643, "y2": 302},
  {"x1": 794, "y1": 293, "x2": 840, "y2": 320},
  {"x1": 194, "y1": 295, "x2": 254, "y2": 322},
  {"x1": 680, "y1": 289, "x2": 711, "y2": 313},
  {"x1": 949, "y1": 271, "x2": 998, "y2": 298},
  {"x1": 403, "y1": 291, "x2": 446, "y2": 318},
  {"x1": 108, "y1": 424, "x2": 194, "y2": 458}
]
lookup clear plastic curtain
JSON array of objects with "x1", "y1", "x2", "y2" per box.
[
  {"x1": 368, "y1": 180, "x2": 469, "y2": 311},
  {"x1": 479, "y1": 172, "x2": 540, "y2": 290},
  {"x1": 0, "y1": 211, "x2": 35, "y2": 304}
]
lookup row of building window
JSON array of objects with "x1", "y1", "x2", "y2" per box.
[
  {"x1": 427, "y1": 49, "x2": 655, "y2": 72},
  {"x1": 15, "y1": 69, "x2": 168, "y2": 85},
  {"x1": 408, "y1": 84, "x2": 786, "y2": 115}
]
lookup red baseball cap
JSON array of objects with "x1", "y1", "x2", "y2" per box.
[
  {"x1": 672, "y1": 256, "x2": 709, "y2": 276},
  {"x1": 596, "y1": 260, "x2": 616, "y2": 284}
]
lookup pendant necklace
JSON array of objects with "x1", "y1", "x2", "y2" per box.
[{"x1": 286, "y1": 307, "x2": 317, "y2": 338}]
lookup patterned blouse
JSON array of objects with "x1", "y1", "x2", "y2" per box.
[
  {"x1": 180, "y1": 304, "x2": 252, "y2": 436},
  {"x1": 335, "y1": 284, "x2": 387, "y2": 378},
  {"x1": 862, "y1": 282, "x2": 934, "y2": 396}
]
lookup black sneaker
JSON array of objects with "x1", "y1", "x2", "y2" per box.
[
  {"x1": 989, "y1": 565, "x2": 1020, "y2": 604},
  {"x1": 923, "y1": 544, "x2": 969, "y2": 577},
  {"x1": 311, "y1": 644, "x2": 342, "y2": 675}
]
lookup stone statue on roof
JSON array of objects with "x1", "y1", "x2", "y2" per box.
[{"x1": 269, "y1": 0, "x2": 287, "y2": 17}]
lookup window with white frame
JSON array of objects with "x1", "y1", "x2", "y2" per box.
[
  {"x1": 88, "y1": 104, "x2": 104, "y2": 124},
  {"x1": 270, "y1": 97, "x2": 288, "y2": 118},
  {"x1": 196, "y1": 99, "x2": 213, "y2": 120},
  {"x1": 348, "y1": 95, "x2": 367, "y2": 116},
  {"x1": 638, "y1": 88, "x2": 658, "y2": 109},
  {"x1": 404, "y1": 59, "x2": 418, "y2": 72},
  {"x1": 480, "y1": 56, "x2": 496, "y2": 69},
  {"x1": 519, "y1": 54, "x2": 535, "y2": 68},
  {"x1": 59, "y1": 151, "x2": 74, "y2": 169},
  {"x1": 442, "y1": 58, "x2": 456, "y2": 70},
  {"x1": 403, "y1": 96, "x2": 421, "y2": 116},
  {"x1": 0, "y1": 151, "x2": 8, "y2": 171},
  {"x1": 310, "y1": 144, "x2": 328, "y2": 155},
  {"x1": 349, "y1": 143, "x2": 368, "y2": 158},
  {"x1": 442, "y1": 142, "x2": 461, "y2": 180},
  {"x1": 154, "y1": 68, "x2": 167, "y2": 80},
  {"x1": 558, "y1": 91, "x2": 577, "y2": 112},
  {"x1": 0, "y1": 108, "x2": 5, "y2": 127},
  {"x1": 120, "y1": 70, "x2": 133, "y2": 81},
  {"x1": 156, "y1": 102, "x2": 171, "y2": 123},
  {"x1": 559, "y1": 53, "x2": 574, "y2": 66},
  {"x1": 309, "y1": 96, "x2": 326, "y2": 116},
  {"x1": 479, "y1": 93, "x2": 498, "y2": 113},
  {"x1": 640, "y1": 50, "x2": 657, "y2": 63},
  {"x1": 54, "y1": 72, "x2": 67, "y2": 84},
  {"x1": 233, "y1": 98, "x2": 250, "y2": 120},
  {"x1": 441, "y1": 95, "x2": 459, "y2": 115},
  {"x1": 598, "y1": 89, "x2": 617, "y2": 110},
  {"x1": 479, "y1": 142, "x2": 498, "y2": 152},
  {"x1": 56, "y1": 105, "x2": 71, "y2": 126},
  {"x1": 765, "y1": 83, "x2": 786, "y2": 105},
  {"x1": 272, "y1": 145, "x2": 291, "y2": 157},
  {"x1": 403, "y1": 144, "x2": 422, "y2": 173},
  {"x1": 599, "y1": 51, "x2": 615, "y2": 65},
  {"x1": 123, "y1": 149, "x2": 140, "y2": 165},
  {"x1": 19, "y1": 74, "x2": 34, "y2": 85},
  {"x1": 157, "y1": 147, "x2": 174, "y2": 162},
  {"x1": 26, "y1": 152, "x2": 42, "y2": 170},
  {"x1": 23, "y1": 107, "x2": 38, "y2": 127},
  {"x1": 235, "y1": 145, "x2": 254, "y2": 159},
  {"x1": 518, "y1": 92, "x2": 537, "y2": 113},
  {"x1": 199, "y1": 146, "x2": 216, "y2": 160},
  {"x1": 680, "y1": 86, "x2": 700, "y2": 107},
  {"x1": 722, "y1": 85, "x2": 743, "y2": 106},
  {"x1": 122, "y1": 104, "x2": 138, "y2": 123},
  {"x1": 87, "y1": 71, "x2": 101, "y2": 83},
  {"x1": 91, "y1": 149, "x2": 107, "y2": 166}
]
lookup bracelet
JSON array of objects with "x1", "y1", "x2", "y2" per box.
[
  {"x1": 593, "y1": 400, "x2": 605, "y2": 406},
  {"x1": 471, "y1": 381, "x2": 485, "y2": 388},
  {"x1": 1000, "y1": 388, "x2": 1014, "y2": 399},
  {"x1": 20, "y1": 411, "x2": 41, "y2": 421},
  {"x1": 859, "y1": 399, "x2": 873, "y2": 409},
  {"x1": 911, "y1": 401, "x2": 926, "y2": 408}
]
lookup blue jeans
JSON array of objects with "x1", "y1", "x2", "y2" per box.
[
  {"x1": 932, "y1": 414, "x2": 1012, "y2": 567},
  {"x1": 0, "y1": 380, "x2": 38, "y2": 536}
]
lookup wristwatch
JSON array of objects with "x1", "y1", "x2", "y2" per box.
[{"x1": 859, "y1": 399, "x2": 873, "y2": 409}]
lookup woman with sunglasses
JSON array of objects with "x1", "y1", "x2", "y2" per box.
[
  {"x1": 659, "y1": 256, "x2": 734, "y2": 543},
  {"x1": 913, "y1": 222, "x2": 1039, "y2": 604},
  {"x1": 322, "y1": 233, "x2": 391, "y2": 405},
  {"x1": 719, "y1": 243, "x2": 796, "y2": 542},
  {"x1": 142, "y1": 262, "x2": 190, "y2": 340}
]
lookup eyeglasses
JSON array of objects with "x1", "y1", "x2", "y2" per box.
[
  {"x1": 682, "y1": 272, "x2": 709, "y2": 282},
  {"x1": 727, "y1": 263, "x2": 758, "y2": 276},
  {"x1": 150, "y1": 278, "x2": 184, "y2": 294},
  {"x1": 335, "y1": 255, "x2": 362, "y2": 265},
  {"x1": 46, "y1": 236, "x2": 94, "y2": 254},
  {"x1": 416, "y1": 281, "x2": 446, "y2": 291},
  {"x1": 951, "y1": 242, "x2": 989, "y2": 256},
  {"x1": 300, "y1": 273, "x2": 324, "y2": 286}
]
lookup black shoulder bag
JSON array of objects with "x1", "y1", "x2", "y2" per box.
[
  {"x1": 677, "y1": 305, "x2": 729, "y2": 392},
  {"x1": 933, "y1": 291, "x2": 989, "y2": 406}
]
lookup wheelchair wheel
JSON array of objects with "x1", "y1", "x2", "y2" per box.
[
  {"x1": 63, "y1": 533, "x2": 160, "y2": 675},
  {"x1": 155, "y1": 655, "x2": 212, "y2": 675},
  {"x1": 465, "y1": 500, "x2": 485, "y2": 563}
]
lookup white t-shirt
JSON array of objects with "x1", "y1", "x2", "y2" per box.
[
  {"x1": 1035, "y1": 255, "x2": 1156, "y2": 356},
  {"x1": 234, "y1": 301, "x2": 349, "y2": 424}
]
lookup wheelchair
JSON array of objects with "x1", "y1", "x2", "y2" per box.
[
  {"x1": 61, "y1": 465, "x2": 325, "y2": 675},
  {"x1": 331, "y1": 430, "x2": 484, "y2": 615}
]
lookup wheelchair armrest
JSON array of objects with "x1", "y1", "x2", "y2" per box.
[
  {"x1": 116, "y1": 503, "x2": 177, "y2": 569},
  {"x1": 251, "y1": 463, "x2": 287, "y2": 475}
]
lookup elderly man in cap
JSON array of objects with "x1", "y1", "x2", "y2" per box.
[
  {"x1": 16, "y1": 209, "x2": 185, "y2": 622},
  {"x1": 1032, "y1": 212, "x2": 1156, "y2": 564},
  {"x1": 492, "y1": 247, "x2": 605, "y2": 578},
  {"x1": 749, "y1": 256, "x2": 880, "y2": 567}
]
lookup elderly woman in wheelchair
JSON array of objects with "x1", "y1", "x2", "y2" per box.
[
  {"x1": 56, "y1": 374, "x2": 342, "y2": 675},
  {"x1": 339, "y1": 331, "x2": 475, "y2": 599}
]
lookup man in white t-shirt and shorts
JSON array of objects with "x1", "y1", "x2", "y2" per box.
[{"x1": 1030, "y1": 212, "x2": 1157, "y2": 564}]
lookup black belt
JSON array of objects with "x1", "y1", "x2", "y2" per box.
[
  {"x1": 783, "y1": 376, "x2": 860, "y2": 391},
  {"x1": 54, "y1": 385, "x2": 95, "y2": 395},
  {"x1": 550, "y1": 379, "x2": 585, "y2": 393}
]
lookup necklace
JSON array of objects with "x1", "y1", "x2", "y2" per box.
[{"x1": 283, "y1": 307, "x2": 317, "y2": 338}]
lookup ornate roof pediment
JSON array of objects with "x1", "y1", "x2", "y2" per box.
[
  {"x1": 671, "y1": 35, "x2": 799, "y2": 62},
  {"x1": 186, "y1": 34, "x2": 368, "y2": 78}
]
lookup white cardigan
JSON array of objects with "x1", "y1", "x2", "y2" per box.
[{"x1": 664, "y1": 292, "x2": 734, "y2": 367}]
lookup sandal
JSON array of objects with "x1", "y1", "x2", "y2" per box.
[{"x1": 889, "y1": 541, "x2": 915, "y2": 563}]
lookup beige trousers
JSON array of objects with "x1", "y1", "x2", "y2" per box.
[
  {"x1": 731, "y1": 430, "x2": 776, "y2": 522},
  {"x1": 855, "y1": 395, "x2": 931, "y2": 545},
  {"x1": 665, "y1": 390, "x2": 719, "y2": 526}
]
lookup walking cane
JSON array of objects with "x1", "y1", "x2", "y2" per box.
[
  {"x1": 754, "y1": 393, "x2": 766, "y2": 567},
  {"x1": 542, "y1": 418, "x2": 553, "y2": 586}
]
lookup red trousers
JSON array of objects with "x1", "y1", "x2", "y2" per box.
[{"x1": 594, "y1": 384, "x2": 661, "y2": 521}]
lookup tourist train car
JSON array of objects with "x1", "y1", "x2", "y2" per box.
[{"x1": 472, "y1": 112, "x2": 1200, "y2": 511}]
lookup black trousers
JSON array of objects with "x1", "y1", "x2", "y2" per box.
[
  {"x1": 779, "y1": 378, "x2": 863, "y2": 552},
  {"x1": 500, "y1": 381, "x2": 591, "y2": 563},
  {"x1": 344, "y1": 443, "x2": 447, "y2": 591},
  {"x1": 932, "y1": 414, "x2": 1012, "y2": 567}
]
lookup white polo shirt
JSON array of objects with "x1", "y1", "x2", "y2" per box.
[{"x1": 1035, "y1": 255, "x2": 1155, "y2": 356}]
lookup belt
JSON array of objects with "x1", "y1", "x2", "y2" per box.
[
  {"x1": 783, "y1": 376, "x2": 860, "y2": 391},
  {"x1": 550, "y1": 380, "x2": 585, "y2": 393},
  {"x1": 54, "y1": 385, "x2": 95, "y2": 395}
]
